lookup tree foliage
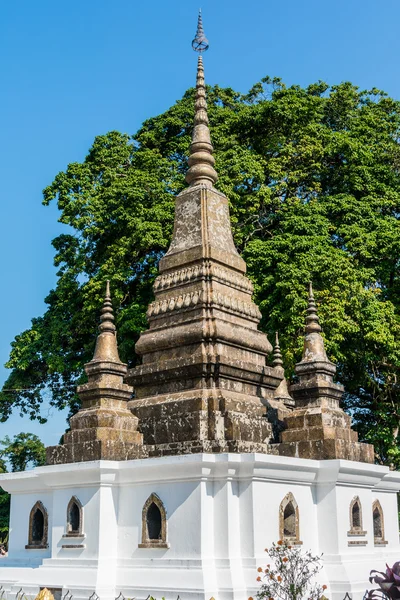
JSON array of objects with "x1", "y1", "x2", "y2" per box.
[
  {"x1": 0, "y1": 433, "x2": 46, "y2": 544},
  {"x1": 0, "y1": 456, "x2": 8, "y2": 544},
  {"x1": 1, "y1": 77, "x2": 399, "y2": 466},
  {"x1": 0, "y1": 433, "x2": 46, "y2": 472}
]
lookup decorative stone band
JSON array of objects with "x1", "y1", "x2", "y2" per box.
[
  {"x1": 154, "y1": 263, "x2": 254, "y2": 294},
  {"x1": 147, "y1": 290, "x2": 262, "y2": 321},
  {"x1": 294, "y1": 359, "x2": 337, "y2": 379},
  {"x1": 135, "y1": 315, "x2": 272, "y2": 355},
  {"x1": 348, "y1": 540, "x2": 368, "y2": 546}
]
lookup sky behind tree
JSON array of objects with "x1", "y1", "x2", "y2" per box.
[{"x1": 0, "y1": 0, "x2": 399, "y2": 447}]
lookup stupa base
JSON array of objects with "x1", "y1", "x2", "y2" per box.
[{"x1": 0, "y1": 453, "x2": 398, "y2": 600}]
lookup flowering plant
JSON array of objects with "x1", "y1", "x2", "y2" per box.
[
  {"x1": 367, "y1": 562, "x2": 400, "y2": 599},
  {"x1": 251, "y1": 540, "x2": 327, "y2": 600}
]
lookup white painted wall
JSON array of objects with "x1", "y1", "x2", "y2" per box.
[
  {"x1": 0, "y1": 454, "x2": 398, "y2": 600},
  {"x1": 8, "y1": 490, "x2": 52, "y2": 561}
]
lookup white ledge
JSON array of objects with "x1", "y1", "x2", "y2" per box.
[{"x1": 0, "y1": 453, "x2": 397, "y2": 493}]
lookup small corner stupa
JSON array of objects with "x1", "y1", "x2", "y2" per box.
[
  {"x1": 277, "y1": 282, "x2": 374, "y2": 462},
  {"x1": 126, "y1": 12, "x2": 283, "y2": 456},
  {"x1": 46, "y1": 281, "x2": 144, "y2": 464}
]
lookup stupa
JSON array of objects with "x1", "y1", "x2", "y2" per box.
[{"x1": 0, "y1": 13, "x2": 399, "y2": 600}]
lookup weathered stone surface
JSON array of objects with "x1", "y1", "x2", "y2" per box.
[
  {"x1": 127, "y1": 183, "x2": 281, "y2": 455},
  {"x1": 47, "y1": 439, "x2": 147, "y2": 464},
  {"x1": 276, "y1": 284, "x2": 374, "y2": 463},
  {"x1": 120, "y1": 27, "x2": 276, "y2": 435},
  {"x1": 47, "y1": 285, "x2": 143, "y2": 465}
]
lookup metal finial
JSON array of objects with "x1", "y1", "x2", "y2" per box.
[
  {"x1": 272, "y1": 332, "x2": 283, "y2": 368},
  {"x1": 192, "y1": 10, "x2": 209, "y2": 53},
  {"x1": 305, "y1": 281, "x2": 322, "y2": 334}
]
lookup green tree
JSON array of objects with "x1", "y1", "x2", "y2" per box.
[
  {"x1": 0, "y1": 433, "x2": 45, "y2": 546},
  {"x1": 0, "y1": 433, "x2": 46, "y2": 472},
  {"x1": 1, "y1": 77, "x2": 399, "y2": 466},
  {"x1": 0, "y1": 457, "x2": 9, "y2": 545}
]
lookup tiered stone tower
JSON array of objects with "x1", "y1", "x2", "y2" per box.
[
  {"x1": 125, "y1": 16, "x2": 283, "y2": 456},
  {"x1": 277, "y1": 283, "x2": 374, "y2": 462},
  {"x1": 47, "y1": 282, "x2": 144, "y2": 464},
  {"x1": 46, "y1": 15, "x2": 373, "y2": 465}
]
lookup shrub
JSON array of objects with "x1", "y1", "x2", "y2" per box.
[
  {"x1": 251, "y1": 540, "x2": 327, "y2": 600},
  {"x1": 368, "y1": 562, "x2": 400, "y2": 599}
]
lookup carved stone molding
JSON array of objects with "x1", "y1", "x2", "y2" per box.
[
  {"x1": 154, "y1": 262, "x2": 253, "y2": 294},
  {"x1": 147, "y1": 289, "x2": 261, "y2": 321}
]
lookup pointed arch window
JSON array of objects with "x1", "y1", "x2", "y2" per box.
[
  {"x1": 279, "y1": 493, "x2": 301, "y2": 545},
  {"x1": 26, "y1": 501, "x2": 48, "y2": 549},
  {"x1": 372, "y1": 500, "x2": 387, "y2": 546},
  {"x1": 139, "y1": 493, "x2": 169, "y2": 549},
  {"x1": 348, "y1": 496, "x2": 367, "y2": 537},
  {"x1": 66, "y1": 496, "x2": 83, "y2": 536}
]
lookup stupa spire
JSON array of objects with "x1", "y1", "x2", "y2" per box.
[
  {"x1": 127, "y1": 11, "x2": 277, "y2": 457},
  {"x1": 186, "y1": 11, "x2": 218, "y2": 188},
  {"x1": 301, "y1": 281, "x2": 328, "y2": 363},
  {"x1": 272, "y1": 332, "x2": 294, "y2": 407},
  {"x1": 305, "y1": 282, "x2": 322, "y2": 334},
  {"x1": 272, "y1": 331, "x2": 283, "y2": 368},
  {"x1": 92, "y1": 280, "x2": 120, "y2": 363}
]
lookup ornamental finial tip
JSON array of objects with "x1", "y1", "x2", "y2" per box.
[{"x1": 192, "y1": 9, "x2": 209, "y2": 53}]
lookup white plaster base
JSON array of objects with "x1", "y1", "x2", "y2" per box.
[{"x1": 0, "y1": 454, "x2": 399, "y2": 600}]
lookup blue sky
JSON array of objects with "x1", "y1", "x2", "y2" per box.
[{"x1": 0, "y1": 0, "x2": 399, "y2": 449}]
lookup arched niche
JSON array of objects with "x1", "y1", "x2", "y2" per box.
[
  {"x1": 279, "y1": 492, "x2": 301, "y2": 545},
  {"x1": 26, "y1": 500, "x2": 49, "y2": 549},
  {"x1": 348, "y1": 496, "x2": 366, "y2": 536},
  {"x1": 372, "y1": 500, "x2": 387, "y2": 545},
  {"x1": 138, "y1": 493, "x2": 169, "y2": 549},
  {"x1": 66, "y1": 496, "x2": 83, "y2": 536}
]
